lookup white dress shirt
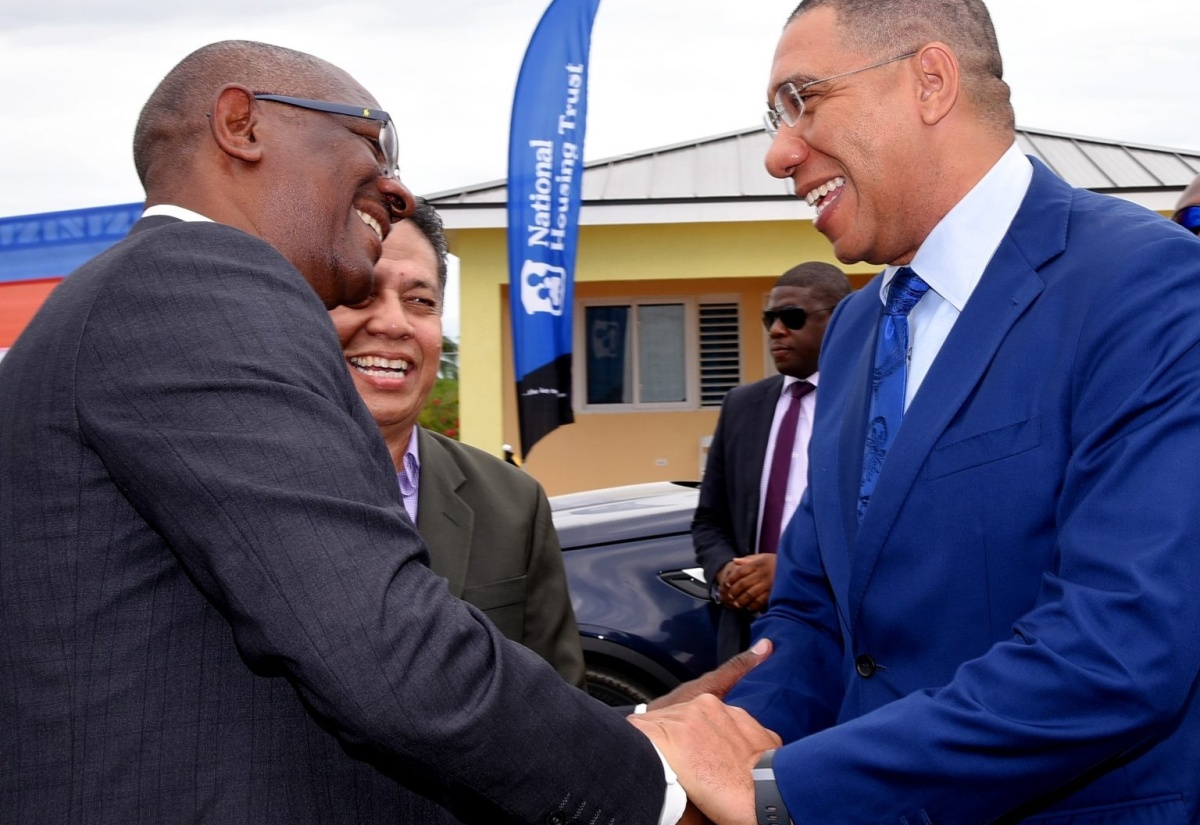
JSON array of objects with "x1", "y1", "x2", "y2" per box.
[
  {"x1": 877, "y1": 143, "x2": 1033, "y2": 408},
  {"x1": 141, "y1": 204, "x2": 213, "y2": 223},
  {"x1": 756, "y1": 372, "x2": 819, "y2": 550}
]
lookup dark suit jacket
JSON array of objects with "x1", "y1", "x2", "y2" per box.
[
  {"x1": 0, "y1": 217, "x2": 664, "y2": 823},
  {"x1": 692, "y1": 374, "x2": 785, "y2": 662},
  {"x1": 728, "y1": 160, "x2": 1200, "y2": 824},
  {"x1": 416, "y1": 428, "x2": 585, "y2": 688}
]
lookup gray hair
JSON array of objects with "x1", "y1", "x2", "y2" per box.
[
  {"x1": 787, "y1": 0, "x2": 1013, "y2": 133},
  {"x1": 404, "y1": 198, "x2": 450, "y2": 295}
]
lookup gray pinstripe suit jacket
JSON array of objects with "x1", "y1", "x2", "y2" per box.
[{"x1": 0, "y1": 217, "x2": 662, "y2": 823}]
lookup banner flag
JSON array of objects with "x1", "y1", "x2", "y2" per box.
[
  {"x1": 506, "y1": 0, "x2": 601, "y2": 459},
  {"x1": 0, "y1": 202, "x2": 143, "y2": 284}
]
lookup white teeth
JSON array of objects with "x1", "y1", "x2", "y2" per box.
[
  {"x1": 805, "y1": 177, "x2": 845, "y2": 213},
  {"x1": 356, "y1": 209, "x2": 383, "y2": 242},
  {"x1": 349, "y1": 355, "x2": 410, "y2": 374}
]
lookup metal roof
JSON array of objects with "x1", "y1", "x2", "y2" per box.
[{"x1": 428, "y1": 126, "x2": 1200, "y2": 208}]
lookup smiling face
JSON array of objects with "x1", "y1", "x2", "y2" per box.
[
  {"x1": 764, "y1": 7, "x2": 929, "y2": 266},
  {"x1": 329, "y1": 219, "x2": 443, "y2": 458},
  {"x1": 765, "y1": 285, "x2": 830, "y2": 379},
  {"x1": 255, "y1": 73, "x2": 414, "y2": 309}
]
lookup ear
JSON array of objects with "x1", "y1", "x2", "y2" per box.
[
  {"x1": 913, "y1": 43, "x2": 959, "y2": 126},
  {"x1": 209, "y1": 84, "x2": 264, "y2": 165}
]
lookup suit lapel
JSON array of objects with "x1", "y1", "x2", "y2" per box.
[
  {"x1": 415, "y1": 429, "x2": 474, "y2": 598},
  {"x1": 846, "y1": 160, "x2": 1069, "y2": 627}
]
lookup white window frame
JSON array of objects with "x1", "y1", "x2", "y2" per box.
[{"x1": 574, "y1": 296, "x2": 700, "y2": 413}]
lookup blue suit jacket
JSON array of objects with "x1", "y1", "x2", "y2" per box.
[{"x1": 728, "y1": 161, "x2": 1200, "y2": 824}]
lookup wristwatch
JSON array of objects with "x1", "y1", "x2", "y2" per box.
[{"x1": 753, "y1": 749, "x2": 791, "y2": 825}]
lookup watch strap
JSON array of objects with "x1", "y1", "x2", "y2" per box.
[{"x1": 753, "y1": 749, "x2": 790, "y2": 825}]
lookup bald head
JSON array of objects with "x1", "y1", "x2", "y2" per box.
[
  {"x1": 132, "y1": 40, "x2": 359, "y2": 191},
  {"x1": 128, "y1": 39, "x2": 415, "y2": 310}
]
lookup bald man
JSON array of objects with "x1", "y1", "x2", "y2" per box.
[{"x1": 0, "y1": 40, "x2": 773, "y2": 824}]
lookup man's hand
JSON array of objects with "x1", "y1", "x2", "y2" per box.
[
  {"x1": 718, "y1": 554, "x2": 777, "y2": 613},
  {"x1": 713, "y1": 561, "x2": 738, "y2": 608},
  {"x1": 630, "y1": 694, "x2": 780, "y2": 825},
  {"x1": 647, "y1": 638, "x2": 771, "y2": 711}
]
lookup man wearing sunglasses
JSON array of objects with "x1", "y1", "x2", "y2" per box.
[
  {"x1": 0, "y1": 39, "x2": 777, "y2": 825},
  {"x1": 1172, "y1": 173, "x2": 1200, "y2": 236},
  {"x1": 693, "y1": 262, "x2": 850, "y2": 664}
]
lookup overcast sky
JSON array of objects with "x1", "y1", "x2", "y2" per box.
[{"x1": 3, "y1": 0, "x2": 1199, "y2": 220}]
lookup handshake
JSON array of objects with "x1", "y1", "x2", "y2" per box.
[{"x1": 627, "y1": 638, "x2": 783, "y2": 825}]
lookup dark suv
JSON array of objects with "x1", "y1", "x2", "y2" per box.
[{"x1": 552, "y1": 481, "x2": 718, "y2": 705}]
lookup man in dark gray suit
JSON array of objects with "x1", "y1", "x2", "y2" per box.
[{"x1": 0, "y1": 40, "x2": 773, "y2": 823}]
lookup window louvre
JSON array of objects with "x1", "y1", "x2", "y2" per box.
[{"x1": 698, "y1": 302, "x2": 740, "y2": 406}]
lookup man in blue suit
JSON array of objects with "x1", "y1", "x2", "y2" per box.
[{"x1": 633, "y1": 1, "x2": 1200, "y2": 823}]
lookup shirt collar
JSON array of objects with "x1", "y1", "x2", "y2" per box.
[
  {"x1": 396, "y1": 426, "x2": 421, "y2": 498},
  {"x1": 879, "y1": 143, "x2": 1032, "y2": 311},
  {"x1": 141, "y1": 204, "x2": 214, "y2": 223},
  {"x1": 782, "y1": 371, "x2": 819, "y2": 394}
]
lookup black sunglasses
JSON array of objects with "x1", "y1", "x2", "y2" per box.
[
  {"x1": 1171, "y1": 205, "x2": 1200, "y2": 235},
  {"x1": 762, "y1": 305, "x2": 836, "y2": 331}
]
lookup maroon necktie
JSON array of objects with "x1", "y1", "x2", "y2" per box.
[{"x1": 758, "y1": 380, "x2": 814, "y2": 555}]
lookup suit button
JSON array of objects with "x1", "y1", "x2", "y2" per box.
[
  {"x1": 545, "y1": 814, "x2": 566, "y2": 825},
  {"x1": 855, "y1": 654, "x2": 877, "y2": 678}
]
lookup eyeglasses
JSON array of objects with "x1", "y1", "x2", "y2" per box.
[
  {"x1": 1171, "y1": 205, "x2": 1200, "y2": 235},
  {"x1": 253, "y1": 94, "x2": 400, "y2": 180},
  {"x1": 762, "y1": 305, "x2": 836, "y2": 331},
  {"x1": 763, "y1": 51, "x2": 917, "y2": 136}
]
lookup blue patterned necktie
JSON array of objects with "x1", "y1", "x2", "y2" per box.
[{"x1": 857, "y1": 267, "x2": 930, "y2": 522}]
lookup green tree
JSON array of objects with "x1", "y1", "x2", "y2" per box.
[{"x1": 421, "y1": 335, "x2": 459, "y2": 439}]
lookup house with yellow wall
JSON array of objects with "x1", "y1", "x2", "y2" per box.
[
  {"x1": 429, "y1": 125, "x2": 1200, "y2": 496},
  {"x1": 4, "y1": 129, "x2": 1195, "y2": 494}
]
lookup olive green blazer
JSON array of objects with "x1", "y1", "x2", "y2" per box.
[{"x1": 416, "y1": 428, "x2": 585, "y2": 688}]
